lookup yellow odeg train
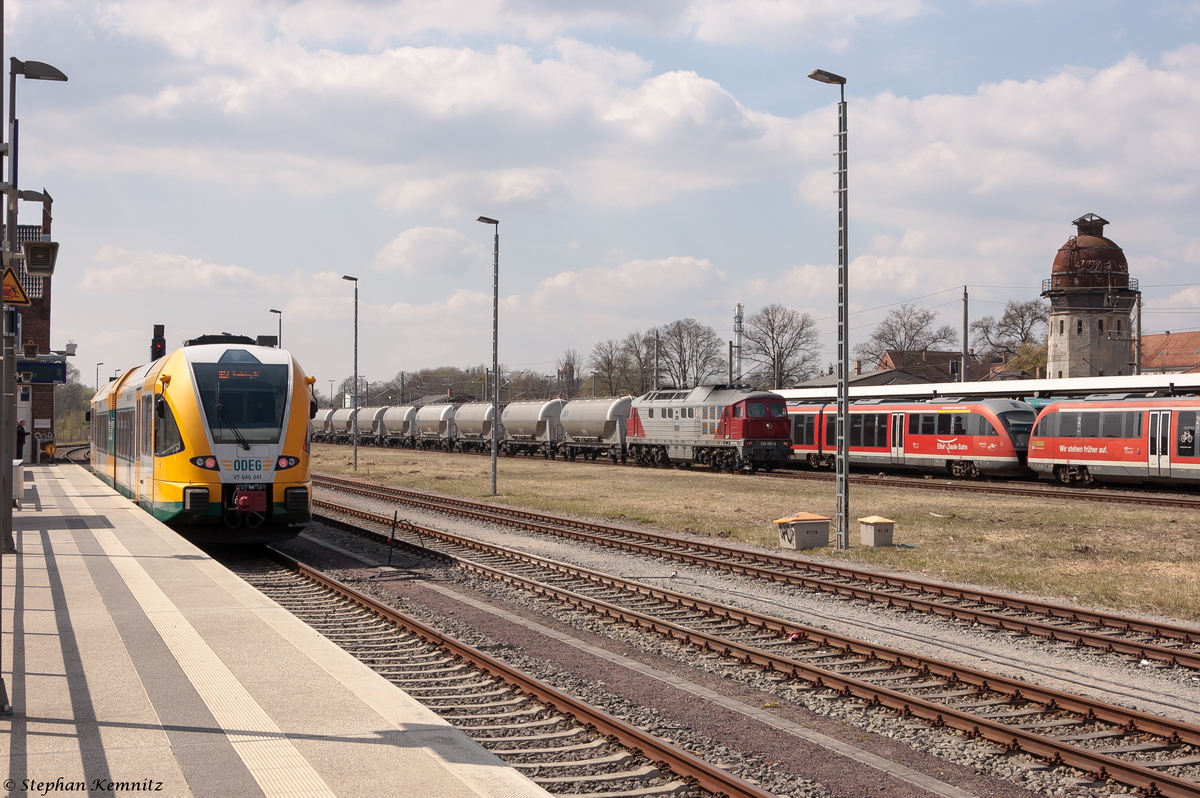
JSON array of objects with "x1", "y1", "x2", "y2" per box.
[{"x1": 90, "y1": 334, "x2": 317, "y2": 543}]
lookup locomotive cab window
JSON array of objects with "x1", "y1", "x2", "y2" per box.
[
  {"x1": 192, "y1": 360, "x2": 290, "y2": 445},
  {"x1": 733, "y1": 406, "x2": 744, "y2": 418},
  {"x1": 747, "y1": 403, "x2": 765, "y2": 418}
]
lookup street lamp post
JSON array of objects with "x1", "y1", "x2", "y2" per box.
[
  {"x1": 476, "y1": 216, "x2": 499, "y2": 497},
  {"x1": 328, "y1": 379, "x2": 334, "y2": 408},
  {"x1": 95, "y1": 362, "x2": 103, "y2": 394},
  {"x1": 0, "y1": 54, "x2": 69, "y2": 716},
  {"x1": 269, "y1": 308, "x2": 282, "y2": 347},
  {"x1": 342, "y1": 276, "x2": 359, "y2": 470},
  {"x1": 808, "y1": 68, "x2": 850, "y2": 551}
]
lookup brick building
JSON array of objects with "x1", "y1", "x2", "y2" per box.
[{"x1": 5, "y1": 221, "x2": 55, "y2": 461}]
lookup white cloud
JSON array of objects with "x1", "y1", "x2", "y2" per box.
[
  {"x1": 529, "y1": 256, "x2": 727, "y2": 311},
  {"x1": 372, "y1": 227, "x2": 482, "y2": 275},
  {"x1": 94, "y1": 0, "x2": 925, "y2": 51},
  {"x1": 80, "y1": 245, "x2": 271, "y2": 291},
  {"x1": 685, "y1": 0, "x2": 926, "y2": 48}
]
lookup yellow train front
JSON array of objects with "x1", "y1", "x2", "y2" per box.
[{"x1": 90, "y1": 334, "x2": 315, "y2": 543}]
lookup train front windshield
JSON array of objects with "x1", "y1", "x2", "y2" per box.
[
  {"x1": 193, "y1": 363, "x2": 291, "y2": 445},
  {"x1": 998, "y1": 410, "x2": 1036, "y2": 449}
]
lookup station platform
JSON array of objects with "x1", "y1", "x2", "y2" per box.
[{"x1": 1, "y1": 464, "x2": 551, "y2": 798}]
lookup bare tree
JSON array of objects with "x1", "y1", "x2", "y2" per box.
[
  {"x1": 587, "y1": 339, "x2": 628, "y2": 396},
  {"x1": 971, "y1": 299, "x2": 1049, "y2": 359},
  {"x1": 742, "y1": 304, "x2": 822, "y2": 389},
  {"x1": 855, "y1": 304, "x2": 958, "y2": 368},
  {"x1": 658, "y1": 318, "x2": 723, "y2": 388},
  {"x1": 555, "y1": 348, "x2": 582, "y2": 397},
  {"x1": 619, "y1": 330, "x2": 656, "y2": 395}
]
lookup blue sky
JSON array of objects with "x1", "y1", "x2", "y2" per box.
[{"x1": 11, "y1": 0, "x2": 1200, "y2": 390}]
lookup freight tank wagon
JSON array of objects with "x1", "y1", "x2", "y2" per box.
[
  {"x1": 500, "y1": 400, "x2": 566, "y2": 457},
  {"x1": 415, "y1": 404, "x2": 457, "y2": 450},
  {"x1": 560, "y1": 396, "x2": 632, "y2": 462}
]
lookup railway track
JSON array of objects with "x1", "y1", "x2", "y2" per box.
[
  {"x1": 222, "y1": 548, "x2": 768, "y2": 798},
  {"x1": 307, "y1": 500, "x2": 1200, "y2": 798},
  {"x1": 316, "y1": 441, "x2": 1200, "y2": 509},
  {"x1": 313, "y1": 472, "x2": 1200, "y2": 670}
]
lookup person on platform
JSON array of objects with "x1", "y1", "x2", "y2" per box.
[{"x1": 15, "y1": 419, "x2": 27, "y2": 462}]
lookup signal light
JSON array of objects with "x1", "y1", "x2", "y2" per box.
[
  {"x1": 151, "y1": 324, "x2": 166, "y2": 362},
  {"x1": 190, "y1": 456, "x2": 220, "y2": 470}
]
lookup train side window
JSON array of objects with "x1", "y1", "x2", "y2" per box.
[
  {"x1": 1058, "y1": 412, "x2": 1080, "y2": 438},
  {"x1": 849, "y1": 414, "x2": 863, "y2": 447},
  {"x1": 908, "y1": 414, "x2": 919, "y2": 435},
  {"x1": 1178, "y1": 411, "x2": 1196, "y2": 458},
  {"x1": 1080, "y1": 413, "x2": 1101, "y2": 438},
  {"x1": 1101, "y1": 412, "x2": 1124, "y2": 438},
  {"x1": 1128, "y1": 411, "x2": 1143, "y2": 438},
  {"x1": 920, "y1": 414, "x2": 936, "y2": 435},
  {"x1": 648, "y1": 408, "x2": 654, "y2": 418},
  {"x1": 689, "y1": 408, "x2": 694, "y2": 418},
  {"x1": 951, "y1": 414, "x2": 966, "y2": 435},
  {"x1": 936, "y1": 414, "x2": 951, "y2": 435},
  {"x1": 734, "y1": 406, "x2": 744, "y2": 418},
  {"x1": 825, "y1": 418, "x2": 836, "y2": 446},
  {"x1": 154, "y1": 399, "x2": 184, "y2": 456}
]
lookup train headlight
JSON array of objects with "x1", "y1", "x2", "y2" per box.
[
  {"x1": 189, "y1": 456, "x2": 220, "y2": 471},
  {"x1": 275, "y1": 456, "x2": 301, "y2": 471}
]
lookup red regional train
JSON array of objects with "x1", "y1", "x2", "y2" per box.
[
  {"x1": 787, "y1": 398, "x2": 1037, "y2": 478},
  {"x1": 1027, "y1": 394, "x2": 1200, "y2": 486},
  {"x1": 626, "y1": 385, "x2": 792, "y2": 471}
]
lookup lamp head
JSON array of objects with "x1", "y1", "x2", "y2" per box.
[
  {"x1": 269, "y1": 308, "x2": 281, "y2": 314},
  {"x1": 341, "y1": 275, "x2": 357, "y2": 282},
  {"x1": 14, "y1": 59, "x2": 69, "y2": 82},
  {"x1": 476, "y1": 216, "x2": 499, "y2": 225},
  {"x1": 807, "y1": 69, "x2": 846, "y2": 85}
]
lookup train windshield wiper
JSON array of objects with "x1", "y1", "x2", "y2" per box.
[{"x1": 217, "y1": 403, "x2": 252, "y2": 451}]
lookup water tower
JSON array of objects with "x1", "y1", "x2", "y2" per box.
[{"x1": 1042, "y1": 214, "x2": 1139, "y2": 378}]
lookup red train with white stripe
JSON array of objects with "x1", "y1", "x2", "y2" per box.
[
  {"x1": 1028, "y1": 394, "x2": 1200, "y2": 486},
  {"x1": 787, "y1": 398, "x2": 1037, "y2": 478}
]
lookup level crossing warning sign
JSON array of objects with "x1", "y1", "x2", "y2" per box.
[{"x1": 2, "y1": 267, "x2": 30, "y2": 305}]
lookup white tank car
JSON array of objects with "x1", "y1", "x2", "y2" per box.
[
  {"x1": 312, "y1": 408, "x2": 335, "y2": 442},
  {"x1": 500, "y1": 399, "x2": 566, "y2": 457},
  {"x1": 453, "y1": 402, "x2": 503, "y2": 452},
  {"x1": 415, "y1": 404, "x2": 457, "y2": 450},
  {"x1": 561, "y1": 396, "x2": 632, "y2": 462},
  {"x1": 380, "y1": 405, "x2": 417, "y2": 447},
  {"x1": 329, "y1": 408, "x2": 360, "y2": 443},
  {"x1": 358, "y1": 407, "x2": 388, "y2": 445}
]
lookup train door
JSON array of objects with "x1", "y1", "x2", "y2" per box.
[
  {"x1": 890, "y1": 412, "x2": 905, "y2": 464},
  {"x1": 1148, "y1": 410, "x2": 1171, "y2": 478},
  {"x1": 138, "y1": 393, "x2": 154, "y2": 506}
]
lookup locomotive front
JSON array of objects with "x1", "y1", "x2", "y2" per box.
[{"x1": 161, "y1": 343, "x2": 313, "y2": 540}]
